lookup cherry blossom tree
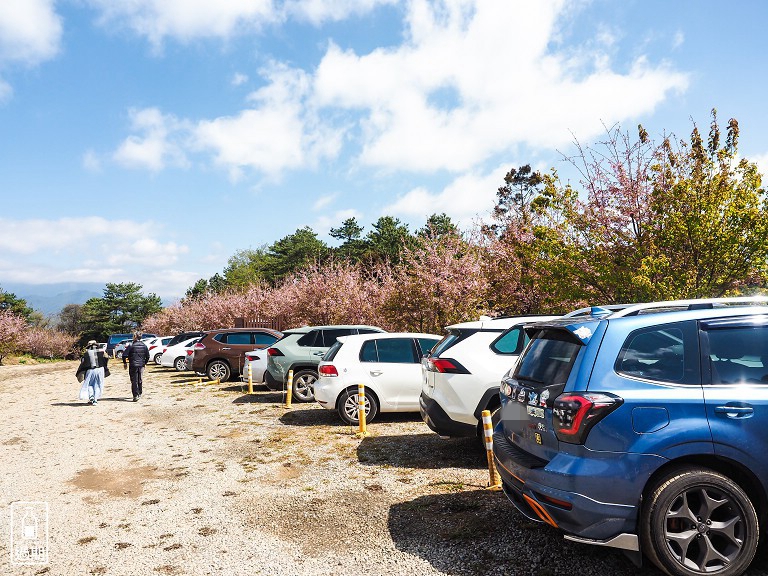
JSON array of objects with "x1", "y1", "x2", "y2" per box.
[{"x1": 0, "y1": 310, "x2": 25, "y2": 364}]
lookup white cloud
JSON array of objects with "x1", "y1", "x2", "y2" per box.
[
  {"x1": 113, "y1": 108, "x2": 190, "y2": 171},
  {"x1": 105, "y1": 238, "x2": 189, "y2": 268},
  {"x1": 313, "y1": 193, "x2": 337, "y2": 210},
  {"x1": 231, "y1": 72, "x2": 248, "y2": 86},
  {"x1": 384, "y1": 166, "x2": 507, "y2": 227},
  {"x1": 82, "y1": 149, "x2": 102, "y2": 172},
  {"x1": 752, "y1": 153, "x2": 768, "y2": 181},
  {"x1": 0, "y1": 217, "x2": 195, "y2": 297},
  {"x1": 193, "y1": 63, "x2": 341, "y2": 178},
  {"x1": 672, "y1": 30, "x2": 684, "y2": 49},
  {"x1": 0, "y1": 0, "x2": 61, "y2": 103},
  {"x1": 85, "y1": 0, "x2": 277, "y2": 48},
  {"x1": 0, "y1": 0, "x2": 61, "y2": 64},
  {"x1": 285, "y1": 0, "x2": 398, "y2": 25},
  {"x1": 313, "y1": 0, "x2": 689, "y2": 172}
]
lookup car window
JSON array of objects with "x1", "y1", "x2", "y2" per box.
[
  {"x1": 296, "y1": 331, "x2": 318, "y2": 347},
  {"x1": 162, "y1": 337, "x2": 172, "y2": 345},
  {"x1": 359, "y1": 340, "x2": 378, "y2": 362},
  {"x1": 491, "y1": 327, "x2": 524, "y2": 355},
  {"x1": 320, "y1": 329, "x2": 354, "y2": 347},
  {"x1": 213, "y1": 334, "x2": 225, "y2": 343},
  {"x1": 515, "y1": 329, "x2": 581, "y2": 386},
  {"x1": 705, "y1": 325, "x2": 768, "y2": 384},
  {"x1": 431, "y1": 332, "x2": 460, "y2": 357},
  {"x1": 225, "y1": 333, "x2": 251, "y2": 345},
  {"x1": 615, "y1": 322, "x2": 699, "y2": 384},
  {"x1": 416, "y1": 338, "x2": 439, "y2": 356},
  {"x1": 323, "y1": 340, "x2": 344, "y2": 361},
  {"x1": 254, "y1": 332, "x2": 279, "y2": 346},
  {"x1": 356, "y1": 328, "x2": 380, "y2": 335},
  {"x1": 376, "y1": 338, "x2": 418, "y2": 363}
]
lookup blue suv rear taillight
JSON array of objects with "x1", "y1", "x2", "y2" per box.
[{"x1": 553, "y1": 392, "x2": 623, "y2": 444}]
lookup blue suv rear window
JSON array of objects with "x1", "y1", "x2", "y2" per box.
[{"x1": 515, "y1": 329, "x2": 581, "y2": 385}]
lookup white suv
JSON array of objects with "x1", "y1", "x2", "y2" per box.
[{"x1": 419, "y1": 315, "x2": 558, "y2": 438}]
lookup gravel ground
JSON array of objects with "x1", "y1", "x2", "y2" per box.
[{"x1": 1, "y1": 361, "x2": 766, "y2": 576}]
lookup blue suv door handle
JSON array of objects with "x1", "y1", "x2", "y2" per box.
[{"x1": 714, "y1": 405, "x2": 754, "y2": 418}]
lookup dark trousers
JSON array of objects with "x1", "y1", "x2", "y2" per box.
[{"x1": 129, "y1": 365, "x2": 144, "y2": 397}]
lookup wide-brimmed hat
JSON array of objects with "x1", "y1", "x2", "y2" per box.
[{"x1": 87, "y1": 340, "x2": 98, "y2": 347}]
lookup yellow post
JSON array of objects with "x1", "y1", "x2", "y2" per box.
[
  {"x1": 247, "y1": 363, "x2": 253, "y2": 394},
  {"x1": 283, "y1": 369, "x2": 293, "y2": 409},
  {"x1": 481, "y1": 409, "x2": 502, "y2": 491},
  {"x1": 355, "y1": 383, "x2": 369, "y2": 438}
]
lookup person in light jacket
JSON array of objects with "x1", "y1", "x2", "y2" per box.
[
  {"x1": 76, "y1": 340, "x2": 109, "y2": 405},
  {"x1": 123, "y1": 332, "x2": 149, "y2": 402}
]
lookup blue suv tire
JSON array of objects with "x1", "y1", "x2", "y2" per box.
[{"x1": 641, "y1": 466, "x2": 759, "y2": 576}]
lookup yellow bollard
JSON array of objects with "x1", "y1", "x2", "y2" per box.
[
  {"x1": 355, "y1": 383, "x2": 369, "y2": 438},
  {"x1": 481, "y1": 409, "x2": 502, "y2": 491},
  {"x1": 283, "y1": 369, "x2": 293, "y2": 409},
  {"x1": 247, "y1": 363, "x2": 254, "y2": 394}
]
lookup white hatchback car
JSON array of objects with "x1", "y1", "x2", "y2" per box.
[
  {"x1": 419, "y1": 315, "x2": 558, "y2": 438},
  {"x1": 315, "y1": 332, "x2": 440, "y2": 424},
  {"x1": 240, "y1": 349, "x2": 268, "y2": 384},
  {"x1": 159, "y1": 337, "x2": 201, "y2": 371}
]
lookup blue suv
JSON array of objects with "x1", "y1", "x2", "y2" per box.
[{"x1": 493, "y1": 298, "x2": 768, "y2": 576}]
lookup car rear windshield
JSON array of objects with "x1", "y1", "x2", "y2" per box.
[
  {"x1": 323, "y1": 340, "x2": 343, "y2": 361},
  {"x1": 431, "y1": 329, "x2": 478, "y2": 357},
  {"x1": 514, "y1": 329, "x2": 582, "y2": 386}
]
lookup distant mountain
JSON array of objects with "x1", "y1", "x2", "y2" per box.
[{"x1": 0, "y1": 282, "x2": 104, "y2": 316}]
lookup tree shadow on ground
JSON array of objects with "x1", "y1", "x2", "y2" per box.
[
  {"x1": 357, "y1": 434, "x2": 483, "y2": 469},
  {"x1": 388, "y1": 490, "x2": 658, "y2": 576}
]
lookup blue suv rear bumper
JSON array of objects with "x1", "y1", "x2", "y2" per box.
[{"x1": 492, "y1": 430, "x2": 665, "y2": 547}]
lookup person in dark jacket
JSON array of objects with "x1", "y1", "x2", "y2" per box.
[{"x1": 123, "y1": 333, "x2": 149, "y2": 402}]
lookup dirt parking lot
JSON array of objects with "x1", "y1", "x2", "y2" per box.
[{"x1": 1, "y1": 361, "x2": 766, "y2": 576}]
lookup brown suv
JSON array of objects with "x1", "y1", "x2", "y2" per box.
[{"x1": 188, "y1": 328, "x2": 282, "y2": 382}]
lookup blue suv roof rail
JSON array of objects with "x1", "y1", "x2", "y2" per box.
[{"x1": 609, "y1": 296, "x2": 768, "y2": 318}]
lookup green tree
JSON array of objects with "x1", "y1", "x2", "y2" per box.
[
  {"x1": 81, "y1": 283, "x2": 162, "y2": 340},
  {"x1": 223, "y1": 246, "x2": 274, "y2": 288},
  {"x1": 364, "y1": 216, "x2": 413, "y2": 265},
  {"x1": 330, "y1": 217, "x2": 367, "y2": 262},
  {"x1": 0, "y1": 287, "x2": 34, "y2": 322},
  {"x1": 418, "y1": 213, "x2": 459, "y2": 239},
  {"x1": 643, "y1": 110, "x2": 768, "y2": 297},
  {"x1": 185, "y1": 278, "x2": 210, "y2": 300},
  {"x1": 57, "y1": 304, "x2": 85, "y2": 334},
  {"x1": 266, "y1": 227, "x2": 329, "y2": 282}
]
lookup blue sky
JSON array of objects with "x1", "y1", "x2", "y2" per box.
[{"x1": 1, "y1": 0, "x2": 767, "y2": 301}]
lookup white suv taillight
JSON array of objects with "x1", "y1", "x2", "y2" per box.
[{"x1": 193, "y1": 343, "x2": 205, "y2": 350}]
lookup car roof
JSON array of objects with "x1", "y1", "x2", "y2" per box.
[
  {"x1": 337, "y1": 332, "x2": 441, "y2": 343},
  {"x1": 525, "y1": 300, "x2": 768, "y2": 345},
  {"x1": 202, "y1": 327, "x2": 282, "y2": 335},
  {"x1": 280, "y1": 325, "x2": 384, "y2": 335},
  {"x1": 445, "y1": 315, "x2": 560, "y2": 331}
]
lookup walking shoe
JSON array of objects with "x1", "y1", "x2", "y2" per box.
[
  {"x1": 88, "y1": 397, "x2": 94, "y2": 405},
  {"x1": 132, "y1": 395, "x2": 138, "y2": 402}
]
